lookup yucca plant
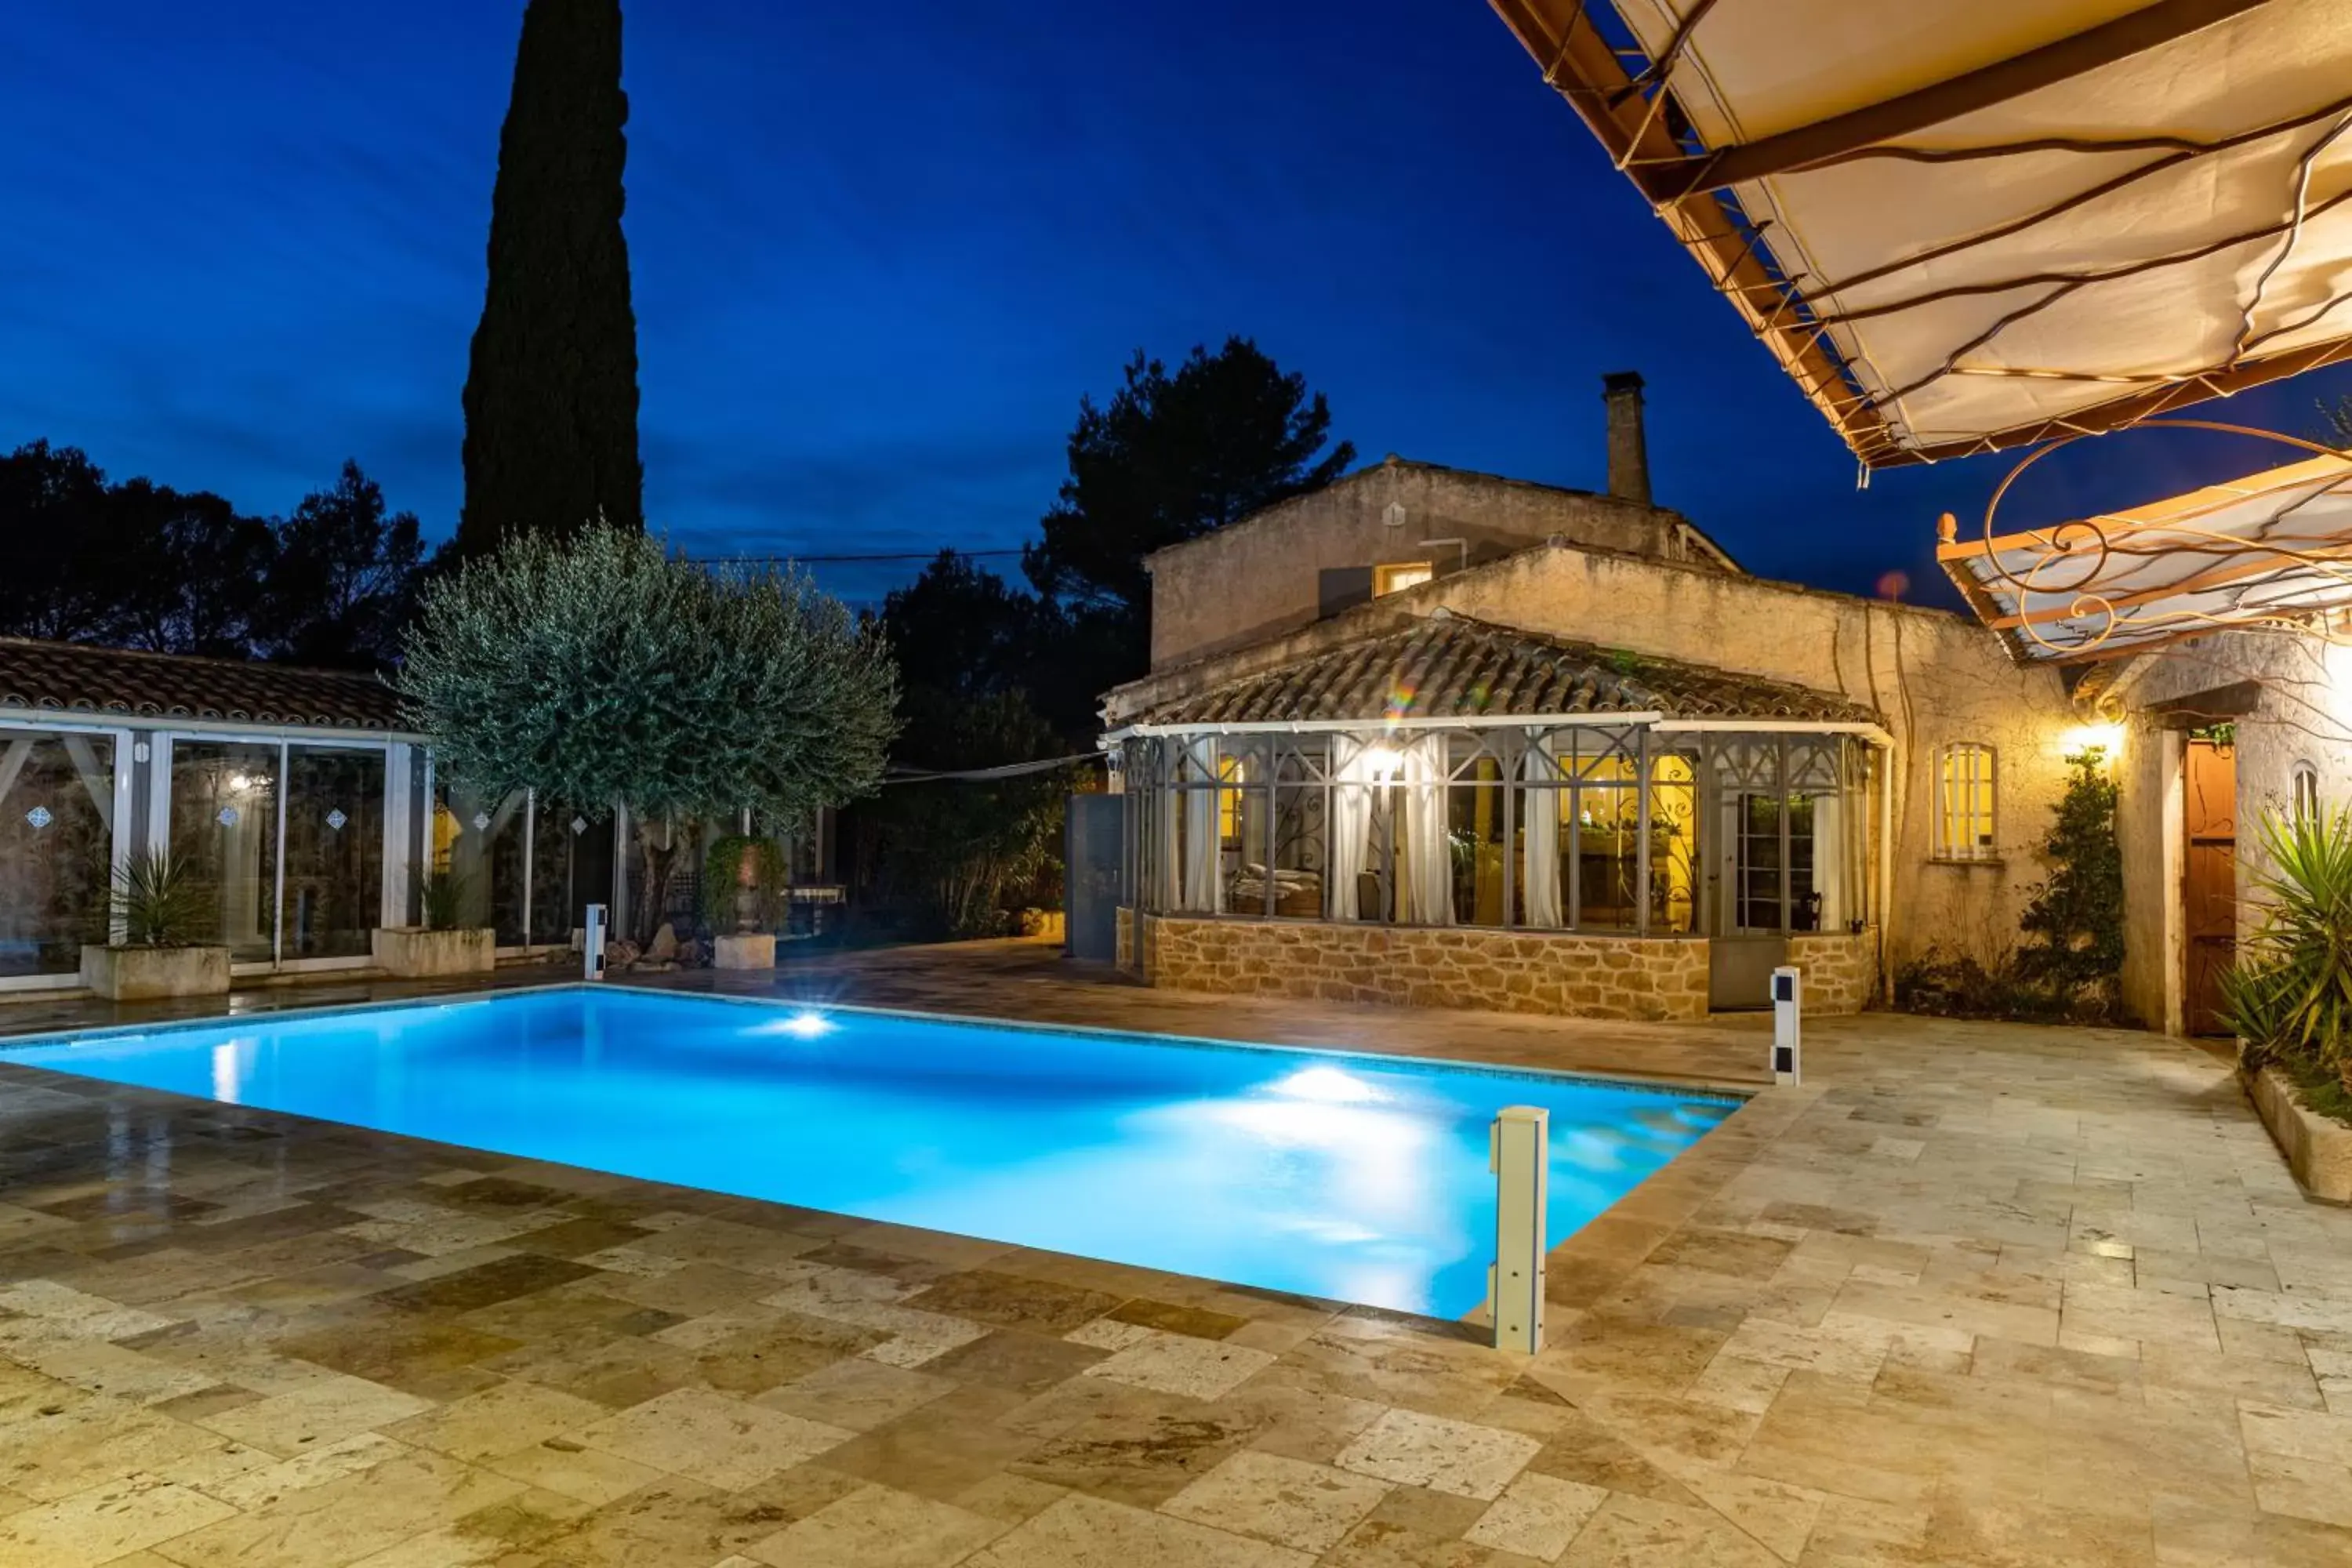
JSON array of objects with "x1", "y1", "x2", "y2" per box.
[
  {"x1": 2223, "y1": 804, "x2": 2352, "y2": 1091},
  {"x1": 416, "y1": 866, "x2": 474, "y2": 931},
  {"x1": 109, "y1": 850, "x2": 210, "y2": 948}
]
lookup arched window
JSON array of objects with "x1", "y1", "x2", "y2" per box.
[
  {"x1": 2292, "y1": 760, "x2": 2320, "y2": 823},
  {"x1": 1936, "y1": 742, "x2": 1997, "y2": 861}
]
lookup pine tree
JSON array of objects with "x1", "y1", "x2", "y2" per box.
[{"x1": 456, "y1": 0, "x2": 643, "y2": 557}]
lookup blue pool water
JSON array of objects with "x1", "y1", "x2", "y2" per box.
[{"x1": 5, "y1": 987, "x2": 1735, "y2": 1316}]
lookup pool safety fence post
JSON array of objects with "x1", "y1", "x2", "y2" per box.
[
  {"x1": 584, "y1": 903, "x2": 608, "y2": 982},
  {"x1": 1489, "y1": 1105, "x2": 1548, "y2": 1353},
  {"x1": 1772, "y1": 964, "x2": 1801, "y2": 1084}
]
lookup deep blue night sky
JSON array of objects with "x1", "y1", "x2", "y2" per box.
[{"x1": 9, "y1": 1, "x2": 2352, "y2": 609}]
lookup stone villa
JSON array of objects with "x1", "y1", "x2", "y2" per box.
[{"x1": 1100, "y1": 376, "x2": 2335, "y2": 1032}]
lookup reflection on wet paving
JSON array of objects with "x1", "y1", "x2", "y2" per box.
[{"x1": 0, "y1": 942, "x2": 2339, "y2": 1564}]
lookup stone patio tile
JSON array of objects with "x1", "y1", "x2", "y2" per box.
[
  {"x1": 1335, "y1": 1407, "x2": 1543, "y2": 1501},
  {"x1": 478, "y1": 1436, "x2": 666, "y2": 1505},
  {"x1": 150, "y1": 1450, "x2": 525, "y2": 1568},
  {"x1": 1463, "y1": 1471, "x2": 1609, "y2": 1560},
  {"x1": 967, "y1": 1492, "x2": 1312, "y2": 1568},
  {"x1": 1555, "y1": 1492, "x2": 1779, "y2": 1566},
  {"x1": 902, "y1": 1269, "x2": 1127, "y2": 1336},
  {"x1": 193, "y1": 1371, "x2": 434, "y2": 1455},
  {"x1": 742, "y1": 1480, "x2": 1007, "y2": 1566},
  {"x1": 815, "y1": 1385, "x2": 1044, "y2": 1501},
  {"x1": 1160, "y1": 1449, "x2": 1391, "y2": 1553},
  {"x1": 194, "y1": 1432, "x2": 412, "y2": 1510},
  {"x1": 517, "y1": 1475, "x2": 806, "y2": 1567},
  {"x1": 575, "y1": 1387, "x2": 853, "y2": 1489},
  {"x1": 1080, "y1": 1326, "x2": 1277, "y2": 1399},
  {"x1": 757, "y1": 1354, "x2": 959, "y2": 1431},
  {"x1": 1011, "y1": 1396, "x2": 1267, "y2": 1507},
  {"x1": 0, "y1": 1475, "x2": 236, "y2": 1568},
  {"x1": 379, "y1": 1377, "x2": 607, "y2": 1461}
]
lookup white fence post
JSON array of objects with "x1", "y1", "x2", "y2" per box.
[
  {"x1": 1490, "y1": 1105, "x2": 1548, "y2": 1353},
  {"x1": 583, "y1": 903, "x2": 608, "y2": 982},
  {"x1": 1773, "y1": 964, "x2": 1802, "y2": 1084}
]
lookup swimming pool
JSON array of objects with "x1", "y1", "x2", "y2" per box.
[{"x1": 4, "y1": 986, "x2": 1737, "y2": 1317}]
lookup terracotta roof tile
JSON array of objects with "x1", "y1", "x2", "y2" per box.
[
  {"x1": 0, "y1": 638, "x2": 410, "y2": 733},
  {"x1": 1132, "y1": 613, "x2": 1878, "y2": 728}
]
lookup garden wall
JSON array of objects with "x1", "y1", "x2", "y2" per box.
[
  {"x1": 1138, "y1": 916, "x2": 1709, "y2": 1022},
  {"x1": 1788, "y1": 931, "x2": 1876, "y2": 1015}
]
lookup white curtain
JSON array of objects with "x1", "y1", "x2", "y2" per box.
[
  {"x1": 1181, "y1": 738, "x2": 1222, "y2": 913},
  {"x1": 1328, "y1": 736, "x2": 1371, "y2": 920},
  {"x1": 1401, "y1": 735, "x2": 1454, "y2": 926},
  {"x1": 1813, "y1": 789, "x2": 1844, "y2": 931},
  {"x1": 1521, "y1": 739, "x2": 1563, "y2": 927}
]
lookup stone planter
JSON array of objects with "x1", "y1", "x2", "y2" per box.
[
  {"x1": 371, "y1": 927, "x2": 495, "y2": 979},
  {"x1": 713, "y1": 932, "x2": 776, "y2": 971},
  {"x1": 79, "y1": 944, "x2": 230, "y2": 1002},
  {"x1": 2241, "y1": 1062, "x2": 2352, "y2": 1203}
]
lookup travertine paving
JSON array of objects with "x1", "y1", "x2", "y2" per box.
[{"x1": 0, "y1": 942, "x2": 2343, "y2": 1565}]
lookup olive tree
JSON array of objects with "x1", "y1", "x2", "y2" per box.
[{"x1": 398, "y1": 526, "x2": 898, "y2": 937}]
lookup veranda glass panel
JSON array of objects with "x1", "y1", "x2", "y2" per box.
[
  {"x1": 281, "y1": 746, "x2": 384, "y2": 958},
  {"x1": 0, "y1": 731, "x2": 114, "y2": 975},
  {"x1": 434, "y1": 783, "x2": 528, "y2": 945},
  {"x1": 1446, "y1": 766, "x2": 1508, "y2": 926},
  {"x1": 532, "y1": 804, "x2": 613, "y2": 945},
  {"x1": 170, "y1": 741, "x2": 280, "y2": 960},
  {"x1": 1649, "y1": 752, "x2": 1698, "y2": 934}
]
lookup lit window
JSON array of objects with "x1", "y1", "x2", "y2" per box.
[
  {"x1": 1936, "y1": 742, "x2": 1997, "y2": 860},
  {"x1": 2293, "y1": 761, "x2": 2320, "y2": 823},
  {"x1": 1374, "y1": 561, "x2": 1434, "y2": 596},
  {"x1": 1218, "y1": 754, "x2": 1242, "y2": 847}
]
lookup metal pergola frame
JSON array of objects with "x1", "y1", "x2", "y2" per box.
[{"x1": 1484, "y1": 0, "x2": 2352, "y2": 468}]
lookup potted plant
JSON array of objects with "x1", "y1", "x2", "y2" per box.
[
  {"x1": 81, "y1": 850, "x2": 230, "y2": 1000},
  {"x1": 702, "y1": 833, "x2": 786, "y2": 969},
  {"x1": 371, "y1": 866, "x2": 496, "y2": 978}
]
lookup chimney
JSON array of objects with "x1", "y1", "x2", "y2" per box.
[{"x1": 1601, "y1": 371, "x2": 1651, "y2": 506}]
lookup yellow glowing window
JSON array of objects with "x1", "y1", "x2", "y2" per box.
[
  {"x1": 1936, "y1": 743, "x2": 1996, "y2": 860},
  {"x1": 1218, "y1": 755, "x2": 1242, "y2": 846},
  {"x1": 1374, "y1": 561, "x2": 1434, "y2": 596}
]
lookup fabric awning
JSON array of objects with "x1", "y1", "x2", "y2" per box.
[
  {"x1": 1488, "y1": 0, "x2": 2352, "y2": 467},
  {"x1": 1938, "y1": 449, "x2": 2352, "y2": 659}
]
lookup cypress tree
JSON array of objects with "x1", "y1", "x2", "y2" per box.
[{"x1": 457, "y1": 0, "x2": 644, "y2": 556}]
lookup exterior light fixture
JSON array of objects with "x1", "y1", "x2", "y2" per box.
[
  {"x1": 1362, "y1": 746, "x2": 1404, "y2": 780},
  {"x1": 778, "y1": 1011, "x2": 833, "y2": 1040},
  {"x1": 2061, "y1": 723, "x2": 2125, "y2": 758}
]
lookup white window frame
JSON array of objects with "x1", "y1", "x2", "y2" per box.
[
  {"x1": 154, "y1": 730, "x2": 397, "y2": 974},
  {"x1": 1934, "y1": 742, "x2": 1998, "y2": 862},
  {"x1": 0, "y1": 718, "x2": 137, "y2": 993},
  {"x1": 2292, "y1": 760, "x2": 2320, "y2": 823}
]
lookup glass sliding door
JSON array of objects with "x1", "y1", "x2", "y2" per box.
[
  {"x1": 0, "y1": 729, "x2": 117, "y2": 977},
  {"x1": 281, "y1": 746, "x2": 385, "y2": 957},
  {"x1": 169, "y1": 741, "x2": 281, "y2": 960},
  {"x1": 434, "y1": 782, "x2": 528, "y2": 945}
]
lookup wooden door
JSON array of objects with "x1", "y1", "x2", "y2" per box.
[{"x1": 2183, "y1": 738, "x2": 2237, "y2": 1036}]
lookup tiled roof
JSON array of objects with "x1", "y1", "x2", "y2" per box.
[
  {"x1": 0, "y1": 638, "x2": 411, "y2": 733},
  {"x1": 1129, "y1": 612, "x2": 1879, "y2": 728}
]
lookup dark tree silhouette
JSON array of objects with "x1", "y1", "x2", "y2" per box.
[
  {"x1": 457, "y1": 0, "x2": 642, "y2": 557},
  {"x1": 1023, "y1": 336, "x2": 1353, "y2": 673},
  {"x1": 0, "y1": 442, "x2": 424, "y2": 669},
  {"x1": 256, "y1": 461, "x2": 426, "y2": 670}
]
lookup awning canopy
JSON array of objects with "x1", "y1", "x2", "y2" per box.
[
  {"x1": 1487, "y1": 0, "x2": 2352, "y2": 467},
  {"x1": 1939, "y1": 449, "x2": 2352, "y2": 660}
]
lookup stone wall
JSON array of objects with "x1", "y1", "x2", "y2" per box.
[
  {"x1": 1114, "y1": 906, "x2": 1135, "y2": 973},
  {"x1": 1787, "y1": 931, "x2": 1877, "y2": 1014},
  {"x1": 1144, "y1": 916, "x2": 1710, "y2": 1021}
]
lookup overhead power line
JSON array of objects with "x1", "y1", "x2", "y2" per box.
[
  {"x1": 687, "y1": 548, "x2": 1027, "y2": 564},
  {"x1": 882, "y1": 753, "x2": 1104, "y2": 784}
]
